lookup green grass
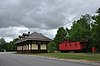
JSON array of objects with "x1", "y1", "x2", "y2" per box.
[{"x1": 35, "y1": 53, "x2": 100, "y2": 61}]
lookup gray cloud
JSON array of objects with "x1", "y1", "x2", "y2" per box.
[
  {"x1": 0, "y1": 26, "x2": 29, "y2": 39},
  {"x1": 0, "y1": 0, "x2": 68, "y2": 29},
  {"x1": 0, "y1": 0, "x2": 100, "y2": 42}
]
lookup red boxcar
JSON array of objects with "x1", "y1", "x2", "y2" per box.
[{"x1": 59, "y1": 40, "x2": 86, "y2": 53}]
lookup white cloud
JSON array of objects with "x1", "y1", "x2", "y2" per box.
[
  {"x1": 4, "y1": 37, "x2": 13, "y2": 42},
  {"x1": 0, "y1": 26, "x2": 29, "y2": 42}
]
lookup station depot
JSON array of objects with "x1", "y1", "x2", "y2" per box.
[{"x1": 15, "y1": 32, "x2": 52, "y2": 53}]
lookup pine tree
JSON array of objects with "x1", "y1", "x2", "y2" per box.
[{"x1": 91, "y1": 8, "x2": 100, "y2": 52}]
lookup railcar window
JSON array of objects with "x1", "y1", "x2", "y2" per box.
[
  {"x1": 75, "y1": 43, "x2": 77, "y2": 46},
  {"x1": 66, "y1": 44, "x2": 67, "y2": 46},
  {"x1": 70, "y1": 44, "x2": 71, "y2": 46}
]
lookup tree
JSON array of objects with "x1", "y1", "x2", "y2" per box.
[
  {"x1": 0, "y1": 38, "x2": 6, "y2": 45},
  {"x1": 64, "y1": 27, "x2": 70, "y2": 39},
  {"x1": 68, "y1": 14, "x2": 91, "y2": 41},
  {"x1": 48, "y1": 27, "x2": 67, "y2": 51},
  {"x1": 91, "y1": 8, "x2": 100, "y2": 52},
  {"x1": 54, "y1": 27, "x2": 67, "y2": 50},
  {"x1": 0, "y1": 38, "x2": 19, "y2": 52},
  {"x1": 48, "y1": 41, "x2": 57, "y2": 52},
  {"x1": 6, "y1": 38, "x2": 19, "y2": 51},
  {"x1": 0, "y1": 38, "x2": 6, "y2": 51},
  {"x1": 96, "y1": 8, "x2": 100, "y2": 15},
  {"x1": 67, "y1": 14, "x2": 92, "y2": 51}
]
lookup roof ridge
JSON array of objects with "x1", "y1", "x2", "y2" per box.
[
  {"x1": 26, "y1": 32, "x2": 52, "y2": 40},
  {"x1": 15, "y1": 32, "x2": 52, "y2": 44}
]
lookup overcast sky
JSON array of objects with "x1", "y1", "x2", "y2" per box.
[{"x1": 0, "y1": 0, "x2": 100, "y2": 42}]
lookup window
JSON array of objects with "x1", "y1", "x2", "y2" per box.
[
  {"x1": 75, "y1": 43, "x2": 77, "y2": 46},
  {"x1": 66, "y1": 44, "x2": 67, "y2": 46},
  {"x1": 70, "y1": 44, "x2": 71, "y2": 46},
  {"x1": 38, "y1": 44, "x2": 40, "y2": 49},
  {"x1": 32, "y1": 44, "x2": 38, "y2": 50},
  {"x1": 41, "y1": 44, "x2": 46, "y2": 50}
]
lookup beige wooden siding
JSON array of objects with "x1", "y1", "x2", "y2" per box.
[
  {"x1": 26, "y1": 45, "x2": 28, "y2": 50},
  {"x1": 28, "y1": 44, "x2": 31, "y2": 50},
  {"x1": 23, "y1": 45, "x2": 26, "y2": 50},
  {"x1": 23, "y1": 45, "x2": 28, "y2": 50},
  {"x1": 32, "y1": 44, "x2": 38, "y2": 50},
  {"x1": 40, "y1": 44, "x2": 46, "y2": 50},
  {"x1": 17, "y1": 46, "x2": 22, "y2": 50}
]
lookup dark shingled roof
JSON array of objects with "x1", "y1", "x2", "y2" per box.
[{"x1": 15, "y1": 32, "x2": 52, "y2": 44}]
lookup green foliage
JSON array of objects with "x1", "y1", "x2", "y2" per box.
[
  {"x1": 48, "y1": 27, "x2": 68, "y2": 51},
  {"x1": 54, "y1": 27, "x2": 67, "y2": 44},
  {"x1": 5, "y1": 42, "x2": 16, "y2": 51},
  {"x1": 0, "y1": 38, "x2": 6, "y2": 45},
  {"x1": 91, "y1": 10, "x2": 100, "y2": 52},
  {"x1": 68, "y1": 14, "x2": 91, "y2": 42},
  {"x1": 7, "y1": 38, "x2": 19, "y2": 51},
  {"x1": 0, "y1": 38, "x2": 6, "y2": 51},
  {"x1": 0, "y1": 38, "x2": 19, "y2": 52},
  {"x1": 48, "y1": 41, "x2": 57, "y2": 51}
]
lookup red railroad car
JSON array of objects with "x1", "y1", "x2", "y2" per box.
[{"x1": 59, "y1": 40, "x2": 86, "y2": 53}]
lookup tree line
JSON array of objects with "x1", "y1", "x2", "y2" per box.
[
  {"x1": 48, "y1": 8, "x2": 100, "y2": 52},
  {"x1": 0, "y1": 38, "x2": 18, "y2": 52}
]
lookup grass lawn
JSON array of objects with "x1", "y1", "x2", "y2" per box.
[{"x1": 35, "y1": 53, "x2": 100, "y2": 61}]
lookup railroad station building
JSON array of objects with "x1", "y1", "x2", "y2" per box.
[{"x1": 15, "y1": 32, "x2": 52, "y2": 53}]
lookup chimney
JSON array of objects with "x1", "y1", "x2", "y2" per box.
[{"x1": 28, "y1": 32, "x2": 30, "y2": 35}]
